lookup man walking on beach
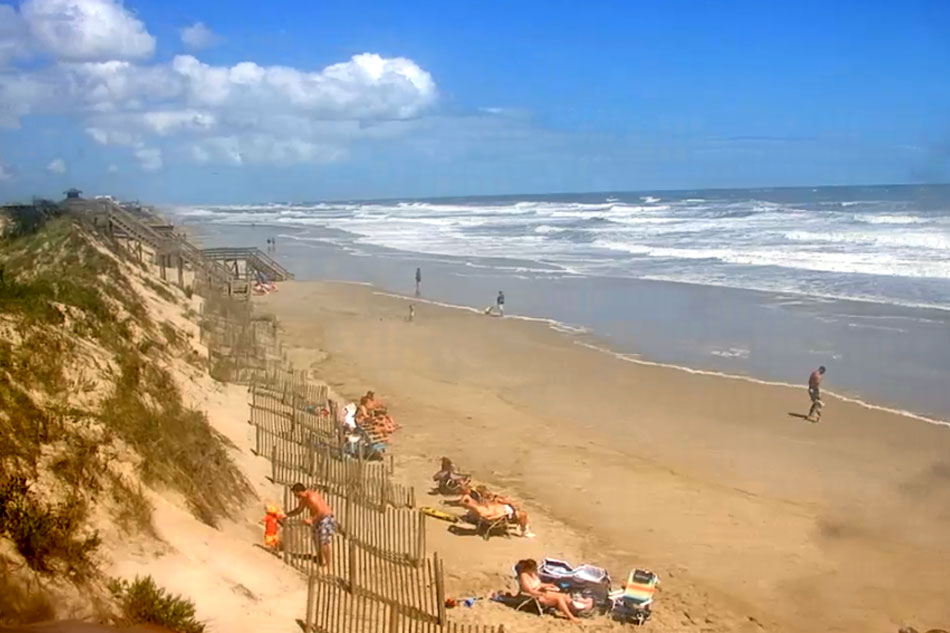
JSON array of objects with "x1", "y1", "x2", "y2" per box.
[
  {"x1": 285, "y1": 483, "x2": 336, "y2": 567},
  {"x1": 807, "y1": 366, "x2": 826, "y2": 423},
  {"x1": 415, "y1": 267, "x2": 422, "y2": 296},
  {"x1": 496, "y1": 290, "x2": 505, "y2": 316}
]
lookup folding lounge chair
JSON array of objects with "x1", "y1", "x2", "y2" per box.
[
  {"x1": 436, "y1": 472, "x2": 470, "y2": 495},
  {"x1": 503, "y1": 566, "x2": 555, "y2": 616},
  {"x1": 610, "y1": 569, "x2": 658, "y2": 625},
  {"x1": 477, "y1": 514, "x2": 515, "y2": 540}
]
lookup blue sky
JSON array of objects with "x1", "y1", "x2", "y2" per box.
[{"x1": 0, "y1": 0, "x2": 948, "y2": 203}]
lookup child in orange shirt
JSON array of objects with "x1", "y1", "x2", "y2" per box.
[{"x1": 261, "y1": 504, "x2": 285, "y2": 550}]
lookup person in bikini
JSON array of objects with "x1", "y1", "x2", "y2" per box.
[
  {"x1": 365, "y1": 390, "x2": 398, "y2": 431},
  {"x1": 285, "y1": 483, "x2": 336, "y2": 567},
  {"x1": 460, "y1": 492, "x2": 534, "y2": 538},
  {"x1": 516, "y1": 558, "x2": 592, "y2": 622},
  {"x1": 355, "y1": 396, "x2": 395, "y2": 435},
  {"x1": 357, "y1": 394, "x2": 397, "y2": 434}
]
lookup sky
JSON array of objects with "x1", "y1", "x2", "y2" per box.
[{"x1": 0, "y1": 0, "x2": 948, "y2": 203}]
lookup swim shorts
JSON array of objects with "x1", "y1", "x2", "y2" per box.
[{"x1": 310, "y1": 515, "x2": 337, "y2": 546}]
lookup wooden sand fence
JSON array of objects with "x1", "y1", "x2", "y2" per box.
[
  {"x1": 259, "y1": 428, "x2": 414, "y2": 510},
  {"x1": 251, "y1": 376, "x2": 330, "y2": 411},
  {"x1": 283, "y1": 517, "x2": 441, "y2": 624},
  {"x1": 304, "y1": 576, "x2": 505, "y2": 633},
  {"x1": 281, "y1": 488, "x2": 424, "y2": 567}
]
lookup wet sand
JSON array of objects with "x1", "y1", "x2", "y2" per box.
[{"x1": 258, "y1": 281, "x2": 950, "y2": 633}]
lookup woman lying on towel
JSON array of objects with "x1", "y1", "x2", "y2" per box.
[
  {"x1": 460, "y1": 493, "x2": 535, "y2": 538},
  {"x1": 517, "y1": 558, "x2": 593, "y2": 622}
]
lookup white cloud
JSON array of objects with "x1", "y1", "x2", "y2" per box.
[
  {"x1": 167, "y1": 53, "x2": 436, "y2": 119},
  {"x1": 179, "y1": 22, "x2": 219, "y2": 50},
  {"x1": 46, "y1": 157, "x2": 66, "y2": 173},
  {"x1": 0, "y1": 0, "x2": 439, "y2": 170},
  {"x1": 0, "y1": 161, "x2": 14, "y2": 181},
  {"x1": 19, "y1": 0, "x2": 155, "y2": 62},
  {"x1": 107, "y1": 163, "x2": 118, "y2": 173},
  {"x1": 134, "y1": 147, "x2": 162, "y2": 171}
]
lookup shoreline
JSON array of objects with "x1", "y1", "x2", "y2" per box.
[
  {"x1": 183, "y1": 220, "x2": 950, "y2": 422},
  {"x1": 369, "y1": 285, "x2": 950, "y2": 430}
]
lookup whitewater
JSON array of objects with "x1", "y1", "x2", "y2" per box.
[{"x1": 173, "y1": 184, "x2": 950, "y2": 312}]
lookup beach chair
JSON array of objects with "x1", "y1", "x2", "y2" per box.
[
  {"x1": 476, "y1": 513, "x2": 516, "y2": 540},
  {"x1": 435, "y1": 472, "x2": 470, "y2": 495},
  {"x1": 610, "y1": 569, "x2": 658, "y2": 625},
  {"x1": 504, "y1": 565, "x2": 554, "y2": 615}
]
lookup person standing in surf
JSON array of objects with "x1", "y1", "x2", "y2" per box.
[
  {"x1": 497, "y1": 290, "x2": 505, "y2": 316},
  {"x1": 415, "y1": 267, "x2": 422, "y2": 296},
  {"x1": 807, "y1": 366, "x2": 826, "y2": 423}
]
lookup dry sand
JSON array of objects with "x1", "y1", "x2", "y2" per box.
[{"x1": 257, "y1": 280, "x2": 950, "y2": 633}]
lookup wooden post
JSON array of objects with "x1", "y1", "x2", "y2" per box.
[
  {"x1": 388, "y1": 605, "x2": 399, "y2": 633},
  {"x1": 415, "y1": 510, "x2": 425, "y2": 566},
  {"x1": 347, "y1": 540, "x2": 358, "y2": 593},
  {"x1": 305, "y1": 572, "x2": 315, "y2": 632},
  {"x1": 271, "y1": 444, "x2": 277, "y2": 482},
  {"x1": 283, "y1": 522, "x2": 290, "y2": 566},
  {"x1": 434, "y1": 553, "x2": 446, "y2": 626}
]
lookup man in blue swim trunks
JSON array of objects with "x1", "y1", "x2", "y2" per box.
[{"x1": 285, "y1": 482, "x2": 336, "y2": 567}]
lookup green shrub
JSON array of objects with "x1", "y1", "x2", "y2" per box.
[
  {"x1": 109, "y1": 576, "x2": 205, "y2": 633},
  {"x1": 99, "y1": 353, "x2": 250, "y2": 527},
  {"x1": 0, "y1": 476, "x2": 100, "y2": 580}
]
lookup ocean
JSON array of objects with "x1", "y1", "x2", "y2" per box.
[{"x1": 170, "y1": 184, "x2": 950, "y2": 422}]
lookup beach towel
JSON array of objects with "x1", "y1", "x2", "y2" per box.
[{"x1": 421, "y1": 507, "x2": 460, "y2": 523}]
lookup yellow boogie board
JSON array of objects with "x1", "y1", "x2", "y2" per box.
[{"x1": 421, "y1": 507, "x2": 460, "y2": 523}]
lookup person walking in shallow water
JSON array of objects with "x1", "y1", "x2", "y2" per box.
[
  {"x1": 496, "y1": 290, "x2": 505, "y2": 316},
  {"x1": 415, "y1": 267, "x2": 422, "y2": 296},
  {"x1": 807, "y1": 366, "x2": 826, "y2": 423}
]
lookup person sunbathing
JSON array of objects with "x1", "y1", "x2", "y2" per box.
[
  {"x1": 365, "y1": 390, "x2": 399, "y2": 430},
  {"x1": 432, "y1": 457, "x2": 471, "y2": 493},
  {"x1": 460, "y1": 493, "x2": 534, "y2": 538},
  {"x1": 516, "y1": 558, "x2": 592, "y2": 622},
  {"x1": 471, "y1": 485, "x2": 534, "y2": 537},
  {"x1": 357, "y1": 396, "x2": 396, "y2": 434}
]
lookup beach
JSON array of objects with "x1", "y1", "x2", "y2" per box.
[{"x1": 259, "y1": 280, "x2": 950, "y2": 633}]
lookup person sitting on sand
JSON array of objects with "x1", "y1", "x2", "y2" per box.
[
  {"x1": 516, "y1": 558, "x2": 592, "y2": 621},
  {"x1": 432, "y1": 457, "x2": 471, "y2": 493},
  {"x1": 362, "y1": 392, "x2": 398, "y2": 433},
  {"x1": 460, "y1": 493, "x2": 534, "y2": 538},
  {"x1": 356, "y1": 396, "x2": 395, "y2": 435}
]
